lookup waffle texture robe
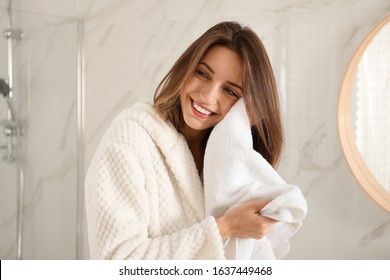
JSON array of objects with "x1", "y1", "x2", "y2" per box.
[{"x1": 85, "y1": 103, "x2": 225, "y2": 259}]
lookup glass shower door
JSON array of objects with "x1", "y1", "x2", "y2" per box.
[{"x1": 0, "y1": 6, "x2": 81, "y2": 260}]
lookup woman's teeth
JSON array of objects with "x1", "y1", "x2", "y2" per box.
[{"x1": 193, "y1": 102, "x2": 212, "y2": 115}]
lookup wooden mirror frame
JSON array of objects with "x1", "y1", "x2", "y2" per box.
[{"x1": 338, "y1": 14, "x2": 390, "y2": 213}]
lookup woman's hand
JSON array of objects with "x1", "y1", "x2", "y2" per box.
[{"x1": 216, "y1": 200, "x2": 278, "y2": 240}]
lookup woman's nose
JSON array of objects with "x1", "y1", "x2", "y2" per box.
[{"x1": 200, "y1": 84, "x2": 219, "y2": 104}]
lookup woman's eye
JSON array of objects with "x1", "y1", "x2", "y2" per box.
[
  {"x1": 196, "y1": 69, "x2": 208, "y2": 79},
  {"x1": 225, "y1": 88, "x2": 238, "y2": 97}
]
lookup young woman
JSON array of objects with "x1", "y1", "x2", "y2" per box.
[{"x1": 85, "y1": 21, "x2": 283, "y2": 259}]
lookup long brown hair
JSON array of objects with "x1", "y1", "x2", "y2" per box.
[{"x1": 154, "y1": 21, "x2": 284, "y2": 167}]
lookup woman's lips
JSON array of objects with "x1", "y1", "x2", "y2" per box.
[{"x1": 191, "y1": 99, "x2": 215, "y2": 118}]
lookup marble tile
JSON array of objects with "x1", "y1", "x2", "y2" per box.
[
  {"x1": 1, "y1": 0, "x2": 390, "y2": 260},
  {"x1": 0, "y1": 7, "x2": 78, "y2": 259},
  {"x1": 0, "y1": 0, "x2": 92, "y2": 18}
]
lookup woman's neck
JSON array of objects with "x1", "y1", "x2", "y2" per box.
[{"x1": 181, "y1": 125, "x2": 211, "y2": 177}]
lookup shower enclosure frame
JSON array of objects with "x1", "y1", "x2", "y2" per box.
[
  {"x1": 1, "y1": 0, "x2": 85, "y2": 260},
  {"x1": 1, "y1": 0, "x2": 24, "y2": 260}
]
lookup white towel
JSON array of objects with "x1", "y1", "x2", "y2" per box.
[{"x1": 204, "y1": 98, "x2": 307, "y2": 260}]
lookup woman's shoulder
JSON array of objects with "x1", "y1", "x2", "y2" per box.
[
  {"x1": 121, "y1": 102, "x2": 159, "y2": 125},
  {"x1": 104, "y1": 102, "x2": 180, "y2": 151},
  {"x1": 113, "y1": 102, "x2": 165, "y2": 135}
]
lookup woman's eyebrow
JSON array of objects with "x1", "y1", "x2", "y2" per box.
[
  {"x1": 227, "y1": 81, "x2": 243, "y2": 91},
  {"x1": 199, "y1": 61, "x2": 215, "y2": 74},
  {"x1": 199, "y1": 61, "x2": 243, "y2": 91}
]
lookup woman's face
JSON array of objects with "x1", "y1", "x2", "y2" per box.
[{"x1": 180, "y1": 45, "x2": 243, "y2": 134}]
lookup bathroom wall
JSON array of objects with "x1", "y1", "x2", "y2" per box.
[
  {"x1": 0, "y1": 0, "x2": 389, "y2": 259},
  {"x1": 0, "y1": 1, "x2": 79, "y2": 259}
]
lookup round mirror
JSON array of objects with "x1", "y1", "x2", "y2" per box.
[{"x1": 338, "y1": 14, "x2": 390, "y2": 213}]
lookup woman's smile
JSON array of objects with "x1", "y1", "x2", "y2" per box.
[{"x1": 191, "y1": 99, "x2": 216, "y2": 118}]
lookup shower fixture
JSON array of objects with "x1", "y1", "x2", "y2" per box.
[
  {"x1": 3, "y1": 28, "x2": 23, "y2": 40},
  {"x1": 0, "y1": 78, "x2": 10, "y2": 97},
  {"x1": 1, "y1": 0, "x2": 25, "y2": 260},
  {"x1": 0, "y1": 78, "x2": 21, "y2": 137}
]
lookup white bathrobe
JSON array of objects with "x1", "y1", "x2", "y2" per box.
[
  {"x1": 204, "y1": 98, "x2": 307, "y2": 260},
  {"x1": 85, "y1": 102, "x2": 225, "y2": 259}
]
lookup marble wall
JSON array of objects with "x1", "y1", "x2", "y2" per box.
[
  {"x1": 0, "y1": 0, "x2": 389, "y2": 259},
  {"x1": 0, "y1": 1, "x2": 79, "y2": 259}
]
